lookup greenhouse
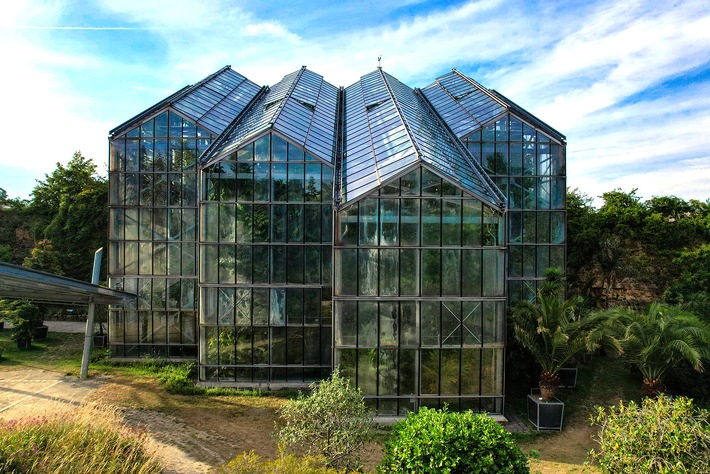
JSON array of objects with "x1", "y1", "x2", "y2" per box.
[{"x1": 107, "y1": 66, "x2": 565, "y2": 414}]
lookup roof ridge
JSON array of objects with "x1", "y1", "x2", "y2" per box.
[
  {"x1": 451, "y1": 69, "x2": 509, "y2": 111},
  {"x1": 199, "y1": 85, "x2": 270, "y2": 167},
  {"x1": 269, "y1": 66, "x2": 307, "y2": 127},
  {"x1": 377, "y1": 68, "x2": 424, "y2": 161},
  {"x1": 415, "y1": 88, "x2": 506, "y2": 210}
]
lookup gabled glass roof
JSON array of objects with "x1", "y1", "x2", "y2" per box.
[
  {"x1": 109, "y1": 66, "x2": 261, "y2": 138},
  {"x1": 422, "y1": 69, "x2": 566, "y2": 143},
  {"x1": 201, "y1": 67, "x2": 338, "y2": 165},
  {"x1": 341, "y1": 69, "x2": 505, "y2": 209},
  {"x1": 420, "y1": 70, "x2": 507, "y2": 139}
]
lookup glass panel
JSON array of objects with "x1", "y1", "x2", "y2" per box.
[
  {"x1": 421, "y1": 301, "x2": 440, "y2": 346},
  {"x1": 551, "y1": 211, "x2": 565, "y2": 244},
  {"x1": 288, "y1": 205, "x2": 304, "y2": 242},
  {"x1": 462, "y1": 200, "x2": 482, "y2": 246},
  {"x1": 237, "y1": 143, "x2": 253, "y2": 162},
  {"x1": 336, "y1": 248, "x2": 357, "y2": 295},
  {"x1": 236, "y1": 245, "x2": 252, "y2": 284},
  {"x1": 303, "y1": 288, "x2": 320, "y2": 324},
  {"x1": 440, "y1": 350, "x2": 460, "y2": 395},
  {"x1": 252, "y1": 205, "x2": 269, "y2": 242},
  {"x1": 253, "y1": 288, "x2": 269, "y2": 324},
  {"x1": 359, "y1": 198, "x2": 378, "y2": 245},
  {"x1": 441, "y1": 249, "x2": 461, "y2": 296},
  {"x1": 379, "y1": 302, "x2": 398, "y2": 347},
  {"x1": 420, "y1": 349, "x2": 440, "y2": 394},
  {"x1": 236, "y1": 163, "x2": 253, "y2": 201},
  {"x1": 253, "y1": 245, "x2": 270, "y2": 283},
  {"x1": 482, "y1": 302, "x2": 504, "y2": 343},
  {"x1": 272, "y1": 163, "x2": 288, "y2": 201},
  {"x1": 441, "y1": 302, "x2": 461, "y2": 346},
  {"x1": 357, "y1": 302, "x2": 377, "y2": 347},
  {"x1": 379, "y1": 249, "x2": 398, "y2": 296},
  {"x1": 421, "y1": 169, "x2": 441, "y2": 196},
  {"x1": 304, "y1": 205, "x2": 321, "y2": 242},
  {"x1": 254, "y1": 134, "x2": 270, "y2": 161},
  {"x1": 400, "y1": 169, "x2": 420, "y2": 195},
  {"x1": 482, "y1": 249, "x2": 504, "y2": 297},
  {"x1": 272, "y1": 134, "x2": 287, "y2": 161},
  {"x1": 218, "y1": 288, "x2": 235, "y2": 325},
  {"x1": 399, "y1": 349, "x2": 417, "y2": 395},
  {"x1": 462, "y1": 249, "x2": 482, "y2": 297},
  {"x1": 253, "y1": 163, "x2": 270, "y2": 201},
  {"x1": 442, "y1": 199, "x2": 461, "y2": 246},
  {"x1": 270, "y1": 288, "x2": 286, "y2": 325},
  {"x1": 271, "y1": 245, "x2": 286, "y2": 283},
  {"x1": 379, "y1": 199, "x2": 399, "y2": 246},
  {"x1": 304, "y1": 246, "x2": 321, "y2": 284},
  {"x1": 236, "y1": 204, "x2": 252, "y2": 243},
  {"x1": 286, "y1": 288, "x2": 303, "y2": 325},
  {"x1": 359, "y1": 248, "x2": 378, "y2": 296},
  {"x1": 400, "y1": 302, "x2": 418, "y2": 346},
  {"x1": 357, "y1": 349, "x2": 377, "y2": 395},
  {"x1": 305, "y1": 164, "x2": 321, "y2": 202},
  {"x1": 461, "y1": 349, "x2": 481, "y2": 394},
  {"x1": 236, "y1": 289, "x2": 251, "y2": 325},
  {"x1": 400, "y1": 199, "x2": 419, "y2": 246},
  {"x1": 288, "y1": 164, "x2": 304, "y2": 202},
  {"x1": 399, "y1": 249, "x2": 419, "y2": 296},
  {"x1": 288, "y1": 142, "x2": 303, "y2": 161},
  {"x1": 338, "y1": 204, "x2": 358, "y2": 245},
  {"x1": 421, "y1": 249, "x2": 440, "y2": 296},
  {"x1": 287, "y1": 246, "x2": 304, "y2": 284},
  {"x1": 422, "y1": 199, "x2": 441, "y2": 246},
  {"x1": 462, "y1": 301, "x2": 482, "y2": 345},
  {"x1": 272, "y1": 204, "x2": 287, "y2": 242},
  {"x1": 378, "y1": 349, "x2": 397, "y2": 395}
]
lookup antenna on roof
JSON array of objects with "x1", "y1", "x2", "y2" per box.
[{"x1": 378, "y1": 55, "x2": 382, "y2": 68}]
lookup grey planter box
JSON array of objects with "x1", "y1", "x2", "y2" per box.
[
  {"x1": 558, "y1": 367, "x2": 578, "y2": 388},
  {"x1": 527, "y1": 394, "x2": 564, "y2": 431}
]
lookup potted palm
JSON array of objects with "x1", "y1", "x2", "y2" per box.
[
  {"x1": 512, "y1": 268, "x2": 610, "y2": 429},
  {"x1": 603, "y1": 303, "x2": 710, "y2": 397}
]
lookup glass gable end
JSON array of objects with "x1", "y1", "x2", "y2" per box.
[
  {"x1": 108, "y1": 109, "x2": 212, "y2": 357},
  {"x1": 334, "y1": 165, "x2": 506, "y2": 414},
  {"x1": 199, "y1": 132, "x2": 334, "y2": 384},
  {"x1": 463, "y1": 114, "x2": 566, "y2": 303}
]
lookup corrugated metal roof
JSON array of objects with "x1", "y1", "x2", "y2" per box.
[
  {"x1": 340, "y1": 69, "x2": 505, "y2": 209},
  {"x1": 109, "y1": 66, "x2": 261, "y2": 138},
  {"x1": 0, "y1": 262, "x2": 135, "y2": 306},
  {"x1": 201, "y1": 67, "x2": 338, "y2": 165}
]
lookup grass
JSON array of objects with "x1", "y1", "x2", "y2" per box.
[
  {"x1": 0, "y1": 403, "x2": 160, "y2": 473},
  {"x1": 1, "y1": 329, "x2": 649, "y2": 473}
]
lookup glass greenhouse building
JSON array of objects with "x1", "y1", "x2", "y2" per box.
[{"x1": 108, "y1": 66, "x2": 566, "y2": 415}]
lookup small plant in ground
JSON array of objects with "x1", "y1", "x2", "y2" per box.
[
  {"x1": 155, "y1": 361, "x2": 201, "y2": 394},
  {"x1": 0, "y1": 403, "x2": 160, "y2": 473},
  {"x1": 277, "y1": 368, "x2": 373, "y2": 471},
  {"x1": 378, "y1": 406, "x2": 529, "y2": 473},
  {"x1": 589, "y1": 395, "x2": 710, "y2": 473},
  {"x1": 216, "y1": 451, "x2": 346, "y2": 474}
]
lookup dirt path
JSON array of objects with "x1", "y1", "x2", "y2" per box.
[{"x1": 0, "y1": 368, "x2": 218, "y2": 473}]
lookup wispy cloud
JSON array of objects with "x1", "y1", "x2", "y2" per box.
[{"x1": 0, "y1": 0, "x2": 708, "y2": 203}]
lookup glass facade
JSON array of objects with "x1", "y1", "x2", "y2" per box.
[
  {"x1": 108, "y1": 66, "x2": 565, "y2": 415},
  {"x1": 463, "y1": 115, "x2": 566, "y2": 304},
  {"x1": 108, "y1": 110, "x2": 213, "y2": 357},
  {"x1": 333, "y1": 166, "x2": 506, "y2": 414},
  {"x1": 199, "y1": 132, "x2": 334, "y2": 384}
]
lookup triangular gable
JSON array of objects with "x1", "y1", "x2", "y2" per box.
[
  {"x1": 109, "y1": 66, "x2": 261, "y2": 138},
  {"x1": 340, "y1": 69, "x2": 505, "y2": 210},
  {"x1": 200, "y1": 68, "x2": 338, "y2": 167}
]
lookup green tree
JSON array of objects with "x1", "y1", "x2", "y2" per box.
[
  {"x1": 23, "y1": 239, "x2": 63, "y2": 275},
  {"x1": 277, "y1": 368, "x2": 373, "y2": 470},
  {"x1": 604, "y1": 303, "x2": 710, "y2": 397}
]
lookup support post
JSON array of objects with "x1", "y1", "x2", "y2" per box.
[{"x1": 80, "y1": 248, "x2": 103, "y2": 379}]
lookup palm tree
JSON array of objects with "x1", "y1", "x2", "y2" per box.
[
  {"x1": 604, "y1": 303, "x2": 710, "y2": 397},
  {"x1": 511, "y1": 268, "x2": 610, "y2": 400}
]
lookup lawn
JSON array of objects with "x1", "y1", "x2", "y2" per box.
[{"x1": 0, "y1": 328, "x2": 643, "y2": 472}]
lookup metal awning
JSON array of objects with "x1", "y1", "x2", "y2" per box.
[{"x1": 0, "y1": 262, "x2": 135, "y2": 306}]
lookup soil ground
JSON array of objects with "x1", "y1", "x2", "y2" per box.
[{"x1": 1, "y1": 323, "x2": 614, "y2": 473}]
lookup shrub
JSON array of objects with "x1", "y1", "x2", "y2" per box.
[
  {"x1": 0, "y1": 403, "x2": 160, "y2": 473},
  {"x1": 590, "y1": 395, "x2": 710, "y2": 473},
  {"x1": 216, "y1": 451, "x2": 345, "y2": 474},
  {"x1": 155, "y1": 361, "x2": 201, "y2": 395},
  {"x1": 277, "y1": 368, "x2": 373, "y2": 471},
  {"x1": 378, "y1": 406, "x2": 529, "y2": 474}
]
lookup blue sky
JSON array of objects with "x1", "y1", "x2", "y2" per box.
[{"x1": 1, "y1": 0, "x2": 709, "y2": 204}]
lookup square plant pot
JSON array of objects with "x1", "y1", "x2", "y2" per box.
[
  {"x1": 558, "y1": 367, "x2": 578, "y2": 388},
  {"x1": 32, "y1": 325, "x2": 49, "y2": 340},
  {"x1": 527, "y1": 394, "x2": 564, "y2": 431},
  {"x1": 93, "y1": 335, "x2": 107, "y2": 348}
]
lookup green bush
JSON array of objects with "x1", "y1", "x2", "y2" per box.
[
  {"x1": 590, "y1": 395, "x2": 710, "y2": 473},
  {"x1": 155, "y1": 361, "x2": 201, "y2": 395},
  {"x1": 277, "y1": 368, "x2": 373, "y2": 471},
  {"x1": 378, "y1": 406, "x2": 529, "y2": 474},
  {"x1": 216, "y1": 451, "x2": 345, "y2": 474},
  {"x1": 0, "y1": 404, "x2": 160, "y2": 473}
]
